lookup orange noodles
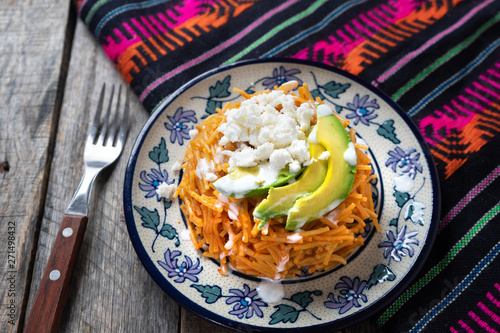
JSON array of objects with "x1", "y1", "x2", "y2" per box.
[{"x1": 174, "y1": 82, "x2": 379, "y2": 280}]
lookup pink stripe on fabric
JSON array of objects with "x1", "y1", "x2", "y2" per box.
[
  {"x1": 458, "y1": 95, "x2": 487, "y2": 112},
  {"x1": 450, "y1": 327, "x2": 458, "y2": 333},
  {"x1": 345, "y1": 24, "x2": 361, "y2": 39},
  {"x1": 131, "y1": 18, "x2": 151, "y2": 38},
  {"x1": 366, "y1": 10, "x2": 386, "y2": 27},
  {"x1": 374, "y1": 7, "x2": 392, "y2": 21},
  {"x1": 465, "y1": 88, "x2": 496, "y2": 106},
  {"x1": 468, "y1": 311, "x2": 499, "y2": 333},
  {"x1": 376, "y1": 0, "x2": 495, "y2": 83},
  {"x1": 337, "y1": 29, "x2": 353, "y2": 42},
  {"x1": 487, "y1": 292, "x2": 500, "y2": 308},
  {"x1": 459, "y1": 319, "x2": 476, "y2": 333},
  {"x1": 495, "y1": 283, "x2": 500, "y2": 292},
  {"x1": 140, "y1": 0, "x2": 301, "y2": 102},
  {"x1": 480, "y1": 74, "x2": 500, "y2": 90},
  {"x1": 351, "y1": 19, "x2": 369, "y2": 35},
  {"x1": 474, "y1": 82, "x2": 500, "y2": 99},
  {"x1": 478, "y1": 302, "x2": 500, "y2": 325},
  {"x1": 487, "y1": 68, "x2": 500, "y2": 79},
  {"x1": 381, "y1": 4, "x2": 396, "y2": 15},
  {"x1": 451, "y1": 99, "x2": 475, "y2": 115},
  {"x1": 359, "y1": 14, "x2": 380, "y2": 30},
  {"x1": 149, "y1": 15, "x2": 167, "y2": 34},
  {"x1": 439, "y1": 165, "x2": 500, "y2": 231},
  {"x1": 141, "y1": 17, "x2": 159, "y2": 36}
]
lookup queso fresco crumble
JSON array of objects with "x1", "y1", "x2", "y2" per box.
[{"x1": 217, "y1": 88, "x2": 316, "y2": 173}]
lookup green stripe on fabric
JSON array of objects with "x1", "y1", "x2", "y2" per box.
[
  {"x1": 223, "y1": 0, "x2": 327, "y2": 65},
  {"x1": 378, "y1": 203, "x2": 500, "y2": 326},
  {"x1": 85, "y1": 0, "x2": 109, "y2": 25},
  {"x1": 392, "y1": 12, "x2": 500, "y2": 101}
]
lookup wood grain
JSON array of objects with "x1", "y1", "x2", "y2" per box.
[
  {"x1": 25, "y1": 20, "x2": 180, "y2": 333},
  {"x1": 0, "y1": 0, "x2": 73, "y2": 332}
]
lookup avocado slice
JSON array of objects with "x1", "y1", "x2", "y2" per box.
[
  {"x1": 285, "y1": 110, "x2": 357, "y2": 230},
  {"x1": 253, "y1": 141, "x2": 328, "y2": 223},
  {"x1": 213, "y1": 164, "x2": 303, "y2": 198}
]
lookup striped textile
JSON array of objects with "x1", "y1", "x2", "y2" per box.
[{"x1": 76, "y1": 0, "x2": 500, "y2": 331}]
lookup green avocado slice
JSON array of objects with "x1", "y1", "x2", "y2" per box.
[
  {"x1": 285, "y1": 112, "x2": 357, "y2": 230},
  {"x1": 253, "y1": 141, "x2": 328, "y2": 223},
  {"x1": 213, "y1": 164, "x2": 303, "y2": 198}
]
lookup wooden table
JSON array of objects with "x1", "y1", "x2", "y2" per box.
[{"x1": 0, "y1": 1, "x2": 380, "y2": 332}]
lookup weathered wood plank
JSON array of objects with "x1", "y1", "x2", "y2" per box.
[
  {"x1": 0, "y1": 0, "x2": 73, "y2": 332},
  {"x1": 181, "y1": 309, "x2": 234, "y2": 333},
  {"x1": 24, "y1": 20, "x2": 180, "y2": 332}
]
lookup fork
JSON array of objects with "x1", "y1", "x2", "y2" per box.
[{"x1": 24, "y1": 84, "x2": 129, "y2": 333}]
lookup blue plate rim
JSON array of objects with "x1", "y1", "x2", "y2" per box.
[{"x1": 123, "y1": 58, "x2": 441, "y2": 332}]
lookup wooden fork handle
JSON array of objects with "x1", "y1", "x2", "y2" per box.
[{"x1": 24, "y1": 214, "x2": 88, "y2": 333}]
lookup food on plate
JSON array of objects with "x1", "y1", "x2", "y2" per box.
[{"x1": 174, "y1": 81, "x2": 379, "y2": 280}]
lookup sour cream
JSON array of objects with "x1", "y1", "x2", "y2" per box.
[
  {"x1": 343, "y1": 142, "x2": 357, "y2": 166},
  {"x1": 394, "y1": 174, "x2": 414, "y2": 193},
  {"x1": 213, "y1": 163, "x2": 280, "y2": 198},
  {"x1": 257, "y1": 280, "x2": 285, "y2": 303}
]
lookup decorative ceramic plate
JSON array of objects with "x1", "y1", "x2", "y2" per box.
[{"x1": 124, "y1": 59, "x2": 440, "y2": 332}]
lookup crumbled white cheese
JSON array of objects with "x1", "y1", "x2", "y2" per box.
[
  {"x1": 217, "y1": 87, "x2": 315, "y2": 171},
  {"x1": 171, "y1": 160, "x2": 182, "y2": 174},
  {"x1": 286, "y1": 140, "x2": 309, "y2": 161},
  {"x1": 303, "y1": 157, "x2": 317, "y2": 166},
  {"x1": 205, "y1": 173, "x2": 218, "y2": 182},
  {"x1": 189, "y1": 128, "x2": 199, "y2": 139},
  {"x1": 297, "y1": 103, "x2": 316, "y2": 130},
  {"x1": 318, "y1": 151, "x2": 331, "y2": 160},
  {"x1": 269, "y1": 149, "x2": 293, "y2": 170},
  {"x1": 255, "y1": 142, "x2": 274, "y2": 161},
  {"x1": 289, "y1": 161, "x2": 301, "y2": 174},
  {"x1": 157, "y1": 182, "x2": 177, "y2": 200}
]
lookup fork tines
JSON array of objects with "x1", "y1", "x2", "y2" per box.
[{"x1": 89, "y1": 84, "x2": 129, "y2": 148}]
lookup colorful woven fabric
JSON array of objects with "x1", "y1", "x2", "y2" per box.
[{"x1": 77, "y1": 0, "x2": 500, "y2": 331}]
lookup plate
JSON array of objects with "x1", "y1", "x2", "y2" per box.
[{"x1": 124, "y1": 59, "x2": 440, "y2": 331}]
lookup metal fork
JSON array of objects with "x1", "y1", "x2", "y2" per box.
[{"x1": 24, "y1": 84, "x2": 129, "y2": 333}]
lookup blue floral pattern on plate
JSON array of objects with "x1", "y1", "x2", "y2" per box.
[{"x1": 124, "y1": 59, "x2": 439, "y2": 331}]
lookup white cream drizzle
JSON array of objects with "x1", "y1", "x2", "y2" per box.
[
  {"x1": 257, "y1": 280, "x2": 285, "y2": 303},
  {"x1": 394, "y1": 174, "x2": 415, "y2": 193},
  {"x1": 343, "y1": 142, "x2": 357, "y2": 166}
]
